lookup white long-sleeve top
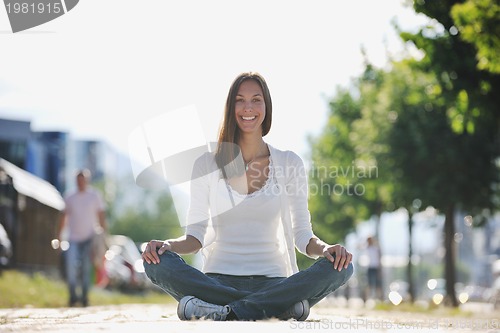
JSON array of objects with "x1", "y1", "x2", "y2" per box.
[
  {"x1": 185, "y1": 143, "x2": 318, "y2": 277},
  {"x1": 202, "y1": 157, "x2": 286, "y2": 277}
]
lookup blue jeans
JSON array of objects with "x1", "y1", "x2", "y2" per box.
[
  {"x1": 65, "y1": 238, "x2": 92, "y2": 305},
  {"x1": 367, "y1": 267, "x2": 381, "y2": 288},
  {"x1": 144, "y1": 251, "x2": 353, "y2": 320}
]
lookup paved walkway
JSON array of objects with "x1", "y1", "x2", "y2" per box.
[{"x1": 0, "y1": 302, "x2": 498, "y2": 332}]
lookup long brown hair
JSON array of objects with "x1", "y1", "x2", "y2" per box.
[{"x1": 215, "y1": 72, "x2": 273, "y2": 177}]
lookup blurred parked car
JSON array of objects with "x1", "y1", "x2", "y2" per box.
[
  {"x1": 491, "y1": 259, "x2": 500, "y2": 309},
  {"x1": 388, "y1": 280, "x2": 410, "y2": 305},
  {"x1": 103, "y1": 235, "x2": 151, "y2": 291},
  {"x1": 461, "y1": 284, "x2": 494, "y2": 303},
  {"x1": 492, "y1": 278, "x2": 500, "y2": 309},
  {"x1": 0, "y1": 224, "x2": 12, "y2": 270},
  {"x1": 425, "y1": 278, "x2": 467, "y2": 305}
]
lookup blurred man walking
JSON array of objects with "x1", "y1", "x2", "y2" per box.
[{"x1": 58, "y1": 169, "x2": 106, "y2": 307}]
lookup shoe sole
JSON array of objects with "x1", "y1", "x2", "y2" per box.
[
  {"x1": 297, "y1": 300, "x2": 310, "y2": 321},
  {"x1": 177, "y1": 296, "x2": 196, "y2": 320}
]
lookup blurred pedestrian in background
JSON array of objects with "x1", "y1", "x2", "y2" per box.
[
  {"x1": 365, "y1": 236, "x2": 382, "y2": 301},
  {"x1": 58, "y1": 169, "x2": 106, "y2": 307}
]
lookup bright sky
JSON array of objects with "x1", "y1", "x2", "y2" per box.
[{"x1": 0, "y1": 0, "x2": 429, "y2": 163}]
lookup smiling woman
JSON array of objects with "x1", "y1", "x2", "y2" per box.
[{"x1": 140, "y1": 71, "x2": 354, "y2": 322}]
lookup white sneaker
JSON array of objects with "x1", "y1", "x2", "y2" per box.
[
  {"x1": 177, "y1": 296, "x2": 230, "y2": 321},
  {"x1": 278, "y1": 300, "x2": 310, "y2": 321}
]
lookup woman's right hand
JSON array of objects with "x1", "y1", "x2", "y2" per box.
[{"x1": 142, "y1": 240, "x2": 172, "y2": 264}]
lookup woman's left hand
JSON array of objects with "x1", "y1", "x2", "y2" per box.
[{"x1": 322, "y1": 244, "x2": 353, "y2": 271}]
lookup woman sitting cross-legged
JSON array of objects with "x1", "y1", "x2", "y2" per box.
[{"x1": 142, "y1": 71, "x2": 354, "y2": 321}]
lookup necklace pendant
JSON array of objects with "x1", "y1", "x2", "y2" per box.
[{"x1": 245, "y1": 163, "x2": 249, "y2": 171}]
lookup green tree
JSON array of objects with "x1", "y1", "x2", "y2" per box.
[
  {"x1": 451, "y1": 0, "x2": 500, "y2": 74},
  {"x1": 350, "y1": 61, "x2": 429, "y2": 303},
  {"x1": 393, "y1": 0, "x2": 500, "y2": 306},
  {"x1": 306, "y1": 62, "x2": 400, "y2": 274},
  {"x1": 308, "y1": 89, "x2": 362, "y2": 245},
  {"x1": 309, "y1": 48, "x2": 426, "y2": 237},
  {"x1": 309, "y1": 0, "x2": 500, "y2": 300},
  {"x1": 304, "y1": 89, "x2": 361, "y2": 270}
]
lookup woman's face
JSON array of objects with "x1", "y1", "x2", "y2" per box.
[{"x1": 234, "y1": 79, "x2": 266, "y2": 135}]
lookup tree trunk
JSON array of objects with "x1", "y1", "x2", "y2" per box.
[
  {"x1": 374, "y1": 202, "x2": 384, "y2": 300},
  {"x1": 407, "y1": 210, "x2": 415, "y2": 303},
  {"x1": 444, "y1": 204, "x2": 458, "y2": 307}
]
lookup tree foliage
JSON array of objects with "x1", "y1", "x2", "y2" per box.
[
  {"x1": 396, "y1": 0, "x2": 500, "y2": 306},
  {"x1": 451, "y1": 0, "x2": 500, "y2": 74},
  {"x1": 308, "y1": 56, "x2": 413, "y2": 243},
  {"x1": 308, "y1": 89, "x2": 363, "y2": 245},
  {"x1": 308, "y1": 0, "x2": 499, "y2": 306}
]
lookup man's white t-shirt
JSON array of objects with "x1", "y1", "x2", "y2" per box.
[
  {"x1": 366, "y1": 245, "x2": 380, "y2": 268},
  {"x1": 64, "y1": 188, "x2": 105, "y2": 242}
]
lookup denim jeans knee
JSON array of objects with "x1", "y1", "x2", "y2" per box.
[
  {"x1": 341, "y1": 262, "x2": 354, "y2": 284},
  {"x1": 143, "y1": 250, "x2": 184, "y2": 283},
  {"x1": 315, "y1": 257, "x2": 354, "y2": 288}
]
